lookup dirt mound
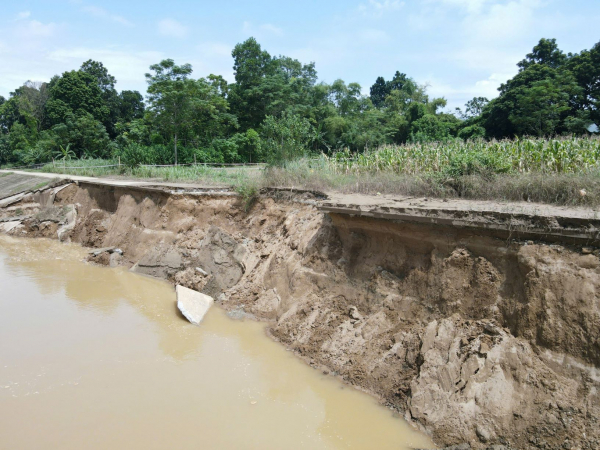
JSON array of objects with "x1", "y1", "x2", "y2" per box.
[{"x1": 2, "y1": 182, "x2": 599, "y2": 449}]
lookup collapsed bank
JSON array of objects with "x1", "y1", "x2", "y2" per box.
[{"x1": 0, "y1": 172, "x2": 599, "y2": 450}]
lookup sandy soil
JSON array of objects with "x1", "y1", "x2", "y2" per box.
[{"x1": 1, "y1": 180, "x2": 599, "y2": 449}]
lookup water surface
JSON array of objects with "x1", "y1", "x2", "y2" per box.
[{"x1": 0, "y1": 236, "x2": 435, "y2": 450}]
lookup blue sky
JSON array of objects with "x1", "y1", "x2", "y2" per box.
[{"x1": 1, "y1": 0, "x2": 599, "y2": 111}]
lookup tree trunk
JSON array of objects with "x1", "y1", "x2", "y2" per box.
[{"x1": 174, "y1": 133, "x2": 178, "y2": 166}]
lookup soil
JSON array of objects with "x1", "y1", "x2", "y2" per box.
[{"x1": 2, "y1": 179, "x2": 599, "y2": 450}]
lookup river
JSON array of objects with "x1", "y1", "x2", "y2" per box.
[{"x1": 0, "y1": 235, "x2": 435, "y2": 450}]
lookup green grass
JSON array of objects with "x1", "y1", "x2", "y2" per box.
[
  {"x1": 38, "y1": 159, "x2": 121, "y2": 177},
  {"x1": 24, "y1": 136, "x2": 600, "y2": 207}
]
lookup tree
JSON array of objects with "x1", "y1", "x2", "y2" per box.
[
  {"x1": 80, "y1": 60, "x2": 121, "y2": 137},
  {"x1": 567, "y1": 41, "x2": 600, "y2": 126},
  {"x1": 456, "y1": 97, "x2": 489, "y2": 120},
  {"x1": 118, "y1": 90, "x2": 145, "y2": 123},
  {"x1": 146, "y1": 59, "x2": 236, "y2": 164},
  {"x1": 45, "y1": 70, "x2": 109, "y2": 126},
  {"x1": 13, "y1": 81, "x2": 49, "y2": 132},
  {"x1": 261, "y1": 112, "x2": 314, "y2": 164},
  {"x1": 370, "y1": 77, "x2": 387, "y2": 108},
  {"x1": 369, "y1": 71, "x2": 408, "y2": 108},
  {"x1": 483, "y1": 40, "x2": 591, "y2": 138},
  {"x1": 229, "y1": 38, "x2": 275, "y2": 130},
  {"x1": 145, "y1": 59, "x2": 194, "y2": 165},
  {"x1": 517, "y1": 38, "x2": 567, "y2": 71}
]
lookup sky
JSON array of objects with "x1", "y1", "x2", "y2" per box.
[{"x1": 0, "y1": 0, "x2": 599, "y2": 111}]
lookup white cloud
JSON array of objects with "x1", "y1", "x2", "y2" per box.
[
  {"x1": 16, "y1": 20, "x2": 58, "y2": 38},
  {"x1": 81, "y1": 5, "x2": 133, "y2": 26},
  {"x1": 197, "y1": 42, "x2": 232, "y2": 58},
  {"x1": 260, "y1": 23, "x2": 283, "y2": 36},
  {"x1": 467, "y1": 0, "x2": 541, "y2": 43},
  {"x1": 426, "y1": 0, "x2": 489, "y2": 14},
  {"x1": 48, "y1": 47, "x2": 163, "y2": 90},
  {"x1": 359, "y1": 0, "x2": 405, "y2": 15},
  {"x1": 16, "y1": 11, "x2": 31, "y2": 20},
  {"x1": 242, "y1": 21, "x2": 284, "y2": 37},
  {"x1": 158, "y1": 18, "x2": 189, "y2": 38}
]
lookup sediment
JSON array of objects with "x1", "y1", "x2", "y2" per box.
[{"x1": 1, "y1": 177, "x2": 599, "y2": 450}]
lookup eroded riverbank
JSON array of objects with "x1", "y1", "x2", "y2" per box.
[
  {"x1": 0, "y1": 235, "x2": 435, "y2": 450},
  {"x1": 1, "y1": 178, "x2": 599, "y2": 449}
]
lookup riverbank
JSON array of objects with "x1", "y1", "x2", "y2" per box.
[{"x1": 1, "y1": 170, "x2": 599, "y2": 449}]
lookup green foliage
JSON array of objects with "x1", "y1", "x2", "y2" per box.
[
  {"x1": 54, "y1": 143, "x2": 75, "y2": 162},
  {"x1": 261, "y1": 112, "x2": 314, "y2": 165},
  {"x1": 1, "y1": 36, "x2": 599, "y2": 172},
  {"x1": 119, "y1": 143, "x2": 151, "y2": 168},
  {"x1": 45, "y1": 70, "x2": 109, "y2": 126},
  {"x1": 327, "y1": 136, "x2": 600, "y2": 175}
]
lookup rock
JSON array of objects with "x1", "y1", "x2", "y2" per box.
[
  {"x1": 193, "y1": 226, "x2": 247, "y2": 298},
  {"x1": 134, "y1": 245, "x2": 183, "y2": 278},
  {"x1": 476, "y1": 424, "x2": 492, "y2": 442},
  {"x1": 582, "y1": 247, "x2": 593, "y2": 255},
  {"x1": 176, "y1": 285, "x2": 214, "y2": 325},
  {"x1": 0, "y1": 221, "x2": 21, "y2": 233},
  {"x1": 348, "y1": 306, "x2": 362, "y2": 321},
  {"x1": 479, "y1": 341, "x2": 490, "y2": 354},
  {"x1": 89, "y1": 246, "x2": 115, "y2": 256},
  {"x1": 195, "y1": 267, "x2": 208, "y2": 276},
  {"x1": 113, "y1": 248, "x2": 123, "y2": 255},
  {"x1": 483, "y1": 323, "x2": 501, "y2": 336}
]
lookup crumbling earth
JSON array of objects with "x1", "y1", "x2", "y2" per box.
[{"x1": 1, "y1": 181, "x2": 599, "y2": 450}]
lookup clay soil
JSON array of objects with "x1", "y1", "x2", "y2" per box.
[{"x1": 1, "y1": 181, "x2": 599, "y2": 450}]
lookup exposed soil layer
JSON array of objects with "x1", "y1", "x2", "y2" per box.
[{"x1": 2, "y1": 180, "x2": 599, "y2": 450}]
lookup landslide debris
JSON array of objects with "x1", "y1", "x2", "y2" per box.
[{"x1": 1, "y1": 181, "x2": 599, "y2": 450}]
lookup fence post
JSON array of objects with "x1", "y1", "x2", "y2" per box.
[{"x1": 118, "y1": 156, "x2": 121, "y2": 169}]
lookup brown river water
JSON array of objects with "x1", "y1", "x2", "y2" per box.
[{"x1": 0, "y1": 236, "x2": 435, "y2": 450}]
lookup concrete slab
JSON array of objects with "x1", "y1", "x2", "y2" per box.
[{"x1": 176, "y1": 285, "x2": 214, "y2": 325}]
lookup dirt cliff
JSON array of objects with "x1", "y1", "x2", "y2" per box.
[{"x1": 1, "y1": 181, "x2": 599, "y2": 450}]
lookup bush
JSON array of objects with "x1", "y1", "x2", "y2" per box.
[
  {"x1": 445, "y1": 152, "x2": 511, "y2": 179},
  {"x1": 119, "y1": 143, "x2": 152, "y2": 168}
]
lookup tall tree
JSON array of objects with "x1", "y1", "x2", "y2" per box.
[
  {"x1": 369, "y1": 76, "x2": 387, "y2": 108},
  {"x1": 80, "y1": 60, "x2": 120, "y2": 137},
  {"x1": 517, "y1": 38, "x2": 568, "y2": 71},
  {"x1": 45, "y1": 70, "x2": 109, "y2": 126},
  {"x1": 118, "y1": 90, "x2": 145, "y2": 123},
  {"x1": 145, "y1": 59, "x2": 194, "y2": 165},
  {"x1": 229, "y1": 38, "x2": 275, "y2": 130}
]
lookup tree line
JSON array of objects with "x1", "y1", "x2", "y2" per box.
[{"x1": 0, "y1": 37, "x2": 598, "y2": 167}]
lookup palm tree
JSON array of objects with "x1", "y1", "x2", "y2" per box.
[{"x1": 54, "y1": 144, "x2": 76, "y2": 170}]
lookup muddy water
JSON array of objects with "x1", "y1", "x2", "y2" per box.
[{"x1": 0, "y1": 236, "x2": 435, "y2": 450}]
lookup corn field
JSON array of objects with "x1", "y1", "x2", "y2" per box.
[{"x1": 323, "y1": 136, "x2": 600, "y2": 175}]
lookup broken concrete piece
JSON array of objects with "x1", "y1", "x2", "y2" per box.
[
  {"x1": 176, "y1": 285, "x2": 214, "y2": 325},
  {"x1": 0, "y1": 221, "x2": 21, "y2": 233},
  {"x1": 89, "y1": 246, "x2": 116, "y2": 256}
]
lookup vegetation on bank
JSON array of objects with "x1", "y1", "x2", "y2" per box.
[
  {"x1": 1, "y1": 34, "x2": 598, "y2": 206},
  {"x1": 21, "y1": 135, "x2": 600, "y2": 207},
  {"x1": 0, "y1": 37, "x2": 598, "y2": 169}
]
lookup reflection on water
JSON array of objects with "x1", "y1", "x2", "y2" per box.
[{"x1": 0, "y1": 235, "x2": 435, "y2": 450}]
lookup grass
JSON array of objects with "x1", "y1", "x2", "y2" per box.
[
  {"x1": 23, "y1": 136, "x2": 600, "y2": 207},
  {"x1": 37, "y1": 159, "x2": 121, "y2": 177}
]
